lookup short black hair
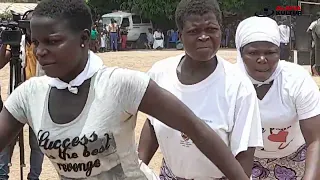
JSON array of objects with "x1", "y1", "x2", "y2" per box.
[
  {"x1": 33, "y1": 0, "x2": 92, "y2": 33},
  {"x1": 175, "y1": 0, "x2": 222, "y2": 30}
]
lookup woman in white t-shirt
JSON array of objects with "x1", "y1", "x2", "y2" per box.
[
  {"x1": 153, "y1": 29, "x2": 164, "y2": 50},
  {"x1": 0, "y1": 0, "x2": 252, "y2": 180},
  {"x1": 235, "y1": 16, "x2": 320, "y2": 179},
  {"x1": 138, "y1": 0, "x2": 263, "y2": 179}
]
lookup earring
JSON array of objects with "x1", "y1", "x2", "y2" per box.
[{"x1": 81, "y1": 44, "x2": 85, "y2": 48}]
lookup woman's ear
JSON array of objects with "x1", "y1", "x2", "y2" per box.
[
  {"x1": 81, "y1": 29, "x2": 90, "y2": 44},
  {"x1": 178, "y1": 30, "x2": 182, "y2": 42}
]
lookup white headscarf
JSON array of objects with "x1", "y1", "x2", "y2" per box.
[{"x1": 235, "y1": 16, "x2": 282, "y2": 86}]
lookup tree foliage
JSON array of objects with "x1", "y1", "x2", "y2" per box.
[{"x1": 86, "y1": 0, "x2": 293, "y2": 28}]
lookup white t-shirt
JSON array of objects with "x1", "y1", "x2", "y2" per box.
[
  {"x1": 4, "y1": 67, "x2": 159, "y2": 180},
  {"x1": 147, "y1": 55, "x2": 263, "y2": 179},
  {"x1": 278, "y1": 25, "x2": 290, "y2": 44},
  {"x1": 254, "y1": 61, "x2": 320, "y2": 159},
  {"x1": 308, "y1": 20, "x2": 318, "y2": 31}
]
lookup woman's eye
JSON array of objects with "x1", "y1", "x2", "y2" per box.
[
  {"x1": 266, "y1": 51, "x2": 276, "y2": 55},
  {"x1": 188, "y1": 29, "x2": 197, "y2": 34},
  {"x1": 207, "y1": 27, "x2": 218, "y2": 32},
  {"x1": 49, "y1": 40, "x2": 57, "y2": 45}
]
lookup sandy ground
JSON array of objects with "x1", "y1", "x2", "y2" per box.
[{"x1": 1, "y1": 49, "x2": 319, "y2": 179}]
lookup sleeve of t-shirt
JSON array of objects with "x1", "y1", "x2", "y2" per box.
[
  {"x1": 110, "y1": 68, "x2": 150, "y2": 115},
  {"x1": 230, "y1": 80, "x2": 264, "y2": 156},
  {"x1": 308, "y1": 21, "x2": 316, "y2": 30},
  {"x1": 294, "y1": 72, "x2": 320, "y2": 120},
  {"x1": 4, "y1": 80, "x2": 31, "y2": 124}
]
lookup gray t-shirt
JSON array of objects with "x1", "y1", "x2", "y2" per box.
[{"x1": 5, "y1": 67, "x2": 158, "y2": 180}]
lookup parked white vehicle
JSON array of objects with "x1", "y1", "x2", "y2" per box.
[{"x1": 102, "y1": 11, "x2": 153, "y2": 47}]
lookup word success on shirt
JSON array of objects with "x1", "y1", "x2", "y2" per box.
[{"x1": 37, "y1": 130, "x2": 117, "y2": 177}]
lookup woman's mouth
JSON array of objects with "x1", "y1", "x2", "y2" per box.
[
  {"x1": 197, "y1": 47, "x2": 210, "y2": 49},
  {"x1": 256, "y1": 69, "x2": 269, "y2": 72}
]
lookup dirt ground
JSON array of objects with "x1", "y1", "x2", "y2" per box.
[{"x1": 1, "y1": 49, "x2": 319, "y2": 179}]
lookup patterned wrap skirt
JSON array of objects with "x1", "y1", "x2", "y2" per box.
[
  {"x1": 252, "y1": 144, "x2": 306, "y2": 179},
  {"x1": 159, "y1": 144, "x2": 306, "y2": 180},
  {"x1": 159, "y1": 159, "x2": 226, "y2": 180}
]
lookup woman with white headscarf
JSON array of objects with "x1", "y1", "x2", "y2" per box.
[{"x1": 236, "y1": 16, "x2": 320, "y2": 179}]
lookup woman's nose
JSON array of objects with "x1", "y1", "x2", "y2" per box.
[
  {"x1": 35, "y1": 45, "x2": 47, "y2": 57},
  {"x1": 257, "y1": 56, "x2": 267, "y2": 63},
  {"x1": 198, "y1": 34, "x2": 210, "y2": 41}
]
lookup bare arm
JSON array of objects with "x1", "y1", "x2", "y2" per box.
[
  {"x1": 0, "y1": 107, "x2": 24, "y2": 151},
  {"x1": 0, "y1": 45, "x2": 11, "y2": 69},
  {"x1": 300, "y1": 115, "x2": 320, "y2": 180},
  {"x1": 138, "y1": 80, "x2": 249, "y2": 180},
  {"x1": 138, "y1": 119, "x2": 159, "y2": 165}
]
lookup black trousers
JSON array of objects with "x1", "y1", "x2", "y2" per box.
[{"x1": 280, "y1": 43, "x2": 290, "y2": 61}]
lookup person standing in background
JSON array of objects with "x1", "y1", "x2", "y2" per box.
[
  {"x1": 146, "y1": 28, "x2": 154, "y2": 49},
  {"x1": 120, "y1": 26, "x2": 128, "y2": 50},
  {"x1": 99, "y1": 31, "x2": 106, "y2": 53},
  {"x1": 108, "y1": 18, "x2": 119, "y2": 51},
  {"x1": 90, "y1": 25, "x2": 99, "y2": 53},
  {"x1": 153, "y1": 29, "x2": 164, "y2": 50},
  {"x1": 166, "y1": 29, "x2": 174, "y2": 48},
  {"x1": 225, "y1": 25, "x2": 230, "y2": 48},
  {"x1": 278, "y1": 21, "x2": 291, "y2": 61},
  {"x1": 307, "y1": 16, "x2": 320, "y2": 76}
]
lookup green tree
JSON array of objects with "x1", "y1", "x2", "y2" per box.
[{"x1": 86, "y1": 0, "x2": 293, "y2": 28}]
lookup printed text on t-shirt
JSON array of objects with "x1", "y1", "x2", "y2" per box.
[{"x1": 37, "y1": 130, "x2": 117, "y2": 177}]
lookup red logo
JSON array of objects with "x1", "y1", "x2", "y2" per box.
[{"x1": 275, "y1": 6, "x2": 302, "y2": 16}]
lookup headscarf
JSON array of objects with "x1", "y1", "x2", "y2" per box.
[
  {"x1": 235, "y1": 16, "x2": 282, "y2": 86},
  {"x1": 48, "y1": 51, "x2": 103, "y2": 94}
]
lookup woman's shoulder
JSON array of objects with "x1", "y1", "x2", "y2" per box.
[
  {"x1": 279, "y1": 61, "x2": 311, "y2": 80},
  {"x1": 13, "y1": 75, "x2": 50, "y2": 95},
  {"x1": 94, "y1": 66, "x2": 149, "y2": 86},
  {"x1": 25, "y1": 75, "x2": 50, "y2": 86},
  {"x1": 150, "y1": 54, "x2": 183, "y2": 72},
  {"x1": 218, "y1": 56, "x2": 250, "y2": 80},
  {"x1": 217, "y1": 56, "x2": 255, "y2": 94}
]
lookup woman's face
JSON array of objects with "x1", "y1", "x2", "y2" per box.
[
  {"x1": 30, "y1": 16, "x2": 89, "y2": 79},
  {"x1": 241, "y1": 41, "x2": 280, "y2": 82},
  {"x1": 180, "y1": 12, "x2": 221, "y2": 62}
]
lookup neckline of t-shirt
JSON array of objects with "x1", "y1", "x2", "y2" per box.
[
  {"x1": 257, "y1": 78, "x2": 277, "y2": 103},
  {"x1": 44, "y1": 74, "x2": 96, "y2": 127},
  {"x1": 172, "y1": 55, "x2": 223, "y2": 92}
]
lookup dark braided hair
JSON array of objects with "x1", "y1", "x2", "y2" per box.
[
  {"x1": 33, "y1": 0, "x2": 93, "y2": 33},
  {"x1": 175, "y1": 0, "x2": 222, "y2": 30}
]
